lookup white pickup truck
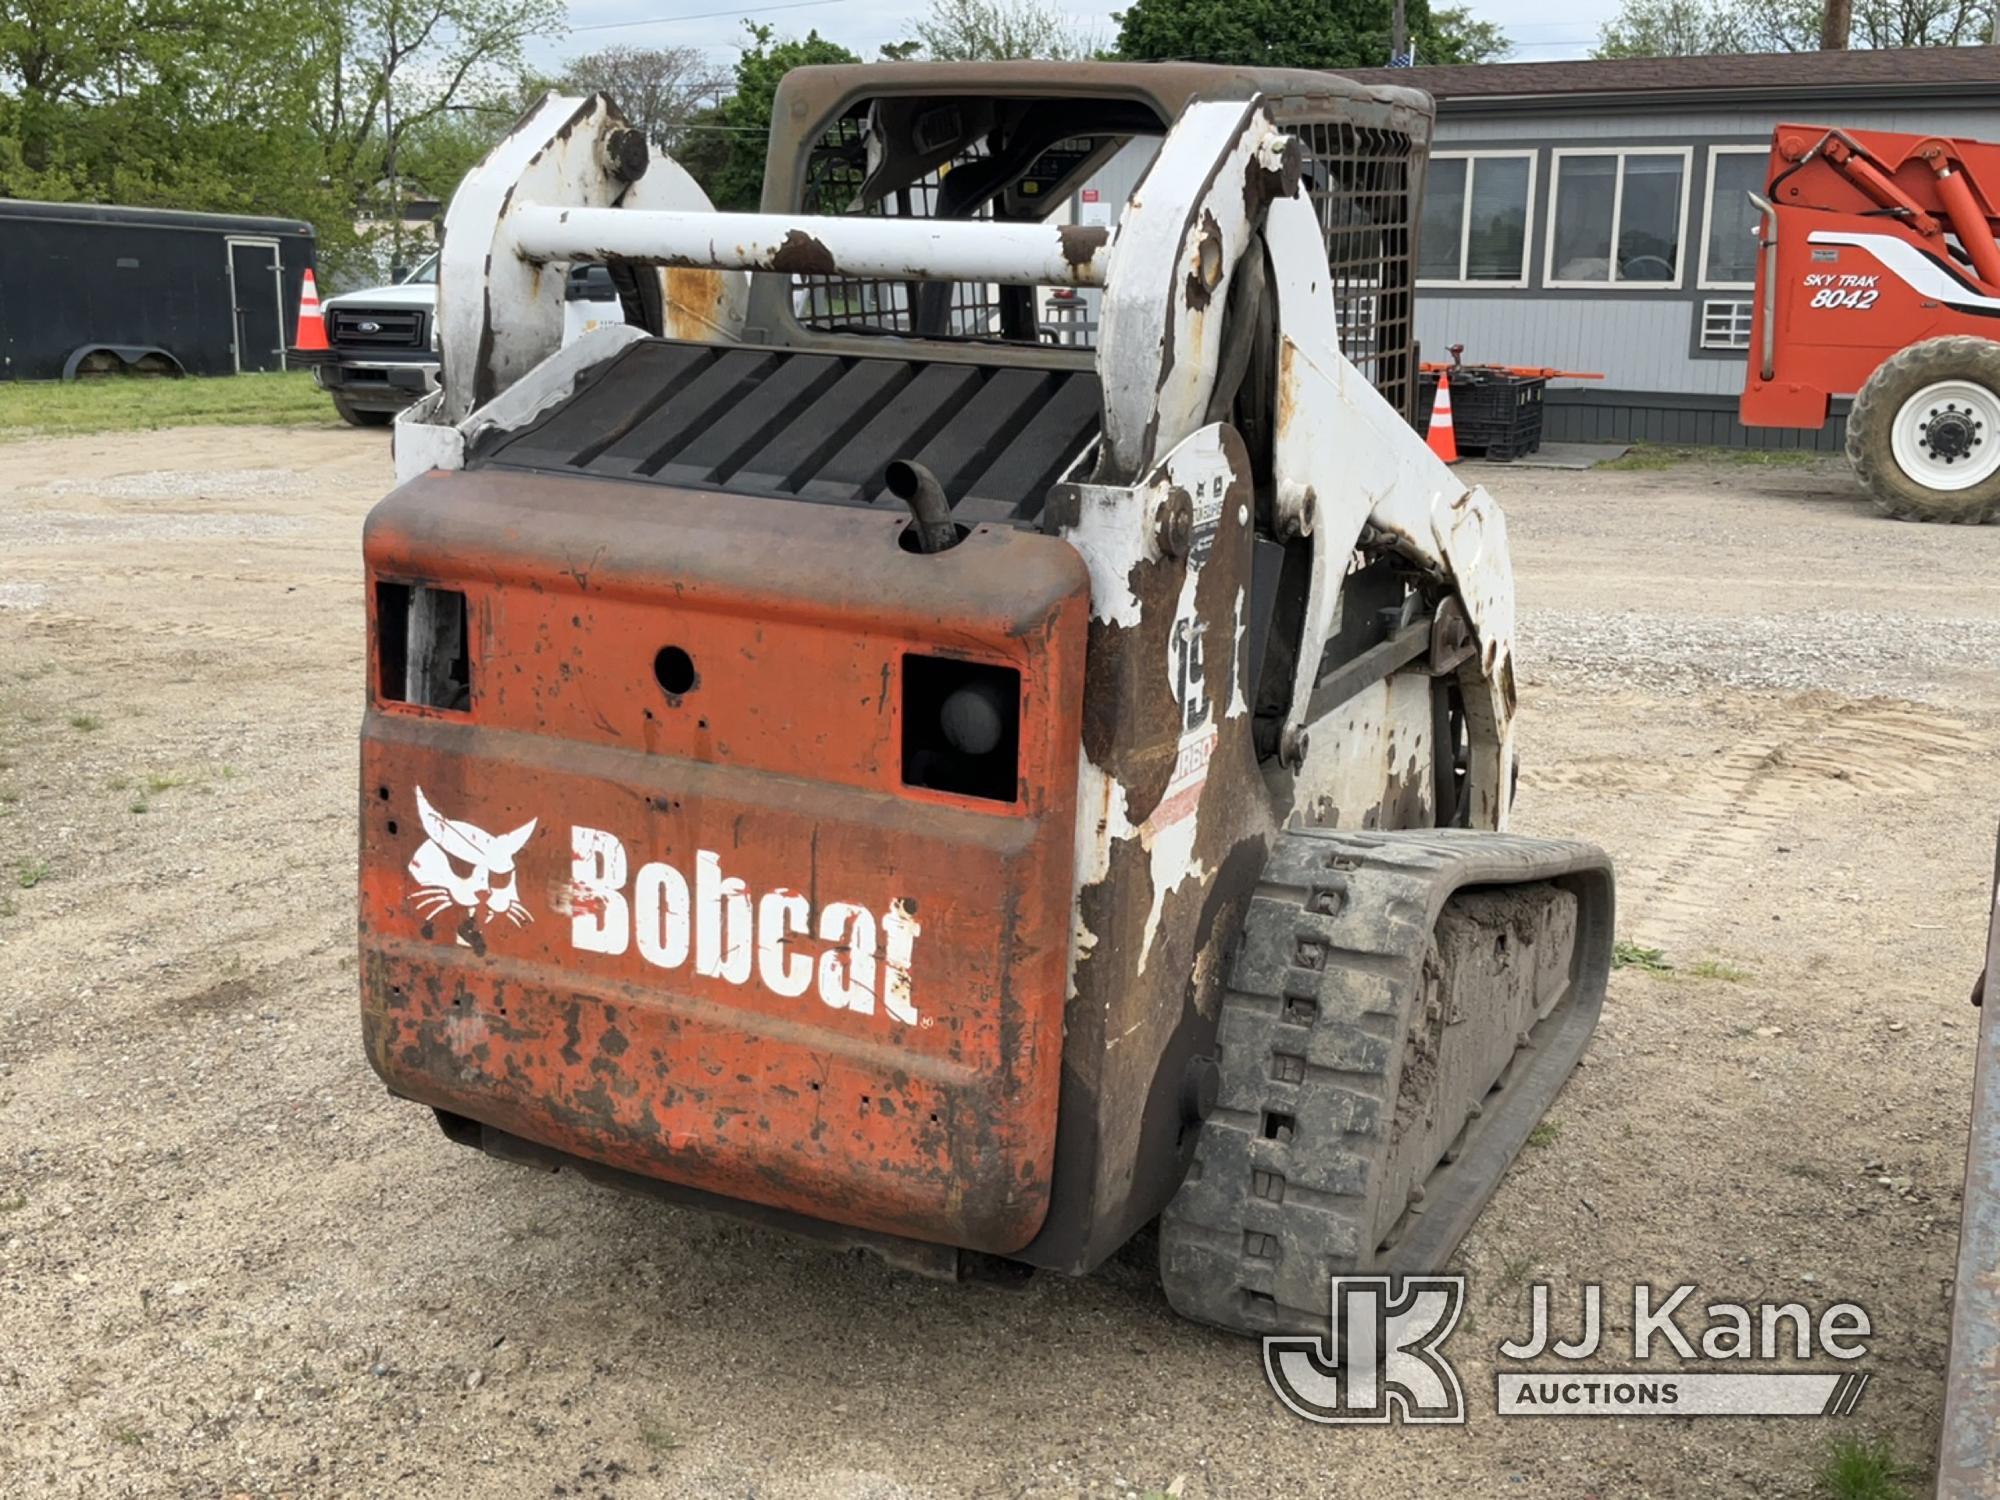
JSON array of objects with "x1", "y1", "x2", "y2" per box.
[{"x1": 316, "y1": 254, "x2": 624, "y2": 425}]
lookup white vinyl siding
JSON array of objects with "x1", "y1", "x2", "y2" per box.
[
  {"x1": 1418, "y1": 151, "x2": 1536, "y2": 288},
  {"x1": 1699, "y1": 145, "x2": 1769, "y2": 289},
  {"x1": 1545, "y1": 147, "x2": 1694, "y2": 289}
]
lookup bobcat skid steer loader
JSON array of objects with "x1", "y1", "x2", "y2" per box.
[{"x1": 360, "y1": 63, "x2": 1615, "y2": 1335}]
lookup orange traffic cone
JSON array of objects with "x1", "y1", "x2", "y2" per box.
[
  {"x1": 1426, "y1": 372, "x2": 1459, "y2": 463},
  {"x1": 291, "y1": 269, "x2": 330, "y2": 357}
]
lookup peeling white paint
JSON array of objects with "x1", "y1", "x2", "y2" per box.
[
  {"x1": 1065, "y1": 482, "x2": 1152, "y2": 627},
  {"x1": 1227, "y1": 586, "x2": 1249, "y2": 721},
  {"x1": 1265, "y1": 191, "x2": 1518, "y2": 830}
]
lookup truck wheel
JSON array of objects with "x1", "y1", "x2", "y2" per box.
[
  {"x1": 1848, "y1": 336, "x2": 2000, "y2": 524},
  {"x1": 332, "y1": 395, "x2": 393, "y2": 428}
]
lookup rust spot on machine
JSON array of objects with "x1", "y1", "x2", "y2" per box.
[
  {"x1": 1058, "y1": 224, "x2": 1110, "y2": 271},
  {"x1": 767, "y1": 230, "x2": 838, "y2": 276}
]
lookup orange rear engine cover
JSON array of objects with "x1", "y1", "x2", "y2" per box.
[{"x1": 359, "y1": 469, "x2": 1087, "y2": 1253}]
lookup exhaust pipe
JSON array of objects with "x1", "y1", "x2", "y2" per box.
[{"x1": 886, "y1": 460, "x2": 960, "y2": 554}]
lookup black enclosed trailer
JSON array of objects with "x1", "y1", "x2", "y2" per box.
[{"x1": 0, "y1": 200, "x2": 316, "y2": 381}]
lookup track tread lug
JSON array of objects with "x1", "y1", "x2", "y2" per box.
[{"x1": 1158, "y1": 828, "x2": 1613, "y2": 1335}]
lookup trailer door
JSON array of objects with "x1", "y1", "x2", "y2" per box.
[{"x1": 226, "y1": 238, "x2": 285, "y2": 373}]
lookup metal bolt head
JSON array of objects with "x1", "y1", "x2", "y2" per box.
[
  {"x1": 1157, "y1": 492, "x2": 1195, "y2": 558},
  {"x1": 604, "y1": 126, "x2": 649, "y2": 183}
]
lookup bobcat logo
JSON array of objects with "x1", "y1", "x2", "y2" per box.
[{"x1": 407, "y1": 786, "x2": 537, "y2": 936}]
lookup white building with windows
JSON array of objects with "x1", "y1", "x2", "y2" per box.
[{"x1": 1342, "y1": 47, "x2": 2000, "y2": 449}]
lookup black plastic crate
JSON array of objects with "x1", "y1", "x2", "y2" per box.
[{"x1": 1416, "y1": 367, "x2": 1546, "y2": 460}]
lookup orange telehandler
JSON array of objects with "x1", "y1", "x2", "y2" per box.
[{"x1": 1742, "y1": 123, "x2": 2000, "y2": 524}]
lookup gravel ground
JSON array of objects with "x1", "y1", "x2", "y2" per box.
[{"x1": 1, "y1": 431, "x2": 1998, "y2": 1499}]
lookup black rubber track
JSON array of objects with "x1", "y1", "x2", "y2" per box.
[{"x1": 1158, "y1": 828, "x2": 1614, "y2": 1337}]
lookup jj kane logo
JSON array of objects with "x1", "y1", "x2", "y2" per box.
[
  {"x1": 1265, "y1": 1277, "x2": 1468, "y2": 1425},
  {"x1": 1264, "y1": 1277, "x2": 1875, "y2": 1425}
]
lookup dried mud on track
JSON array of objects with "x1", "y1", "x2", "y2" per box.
[{"x1": 2, "y1": 431, "x2": 1998, "y2": 1499}]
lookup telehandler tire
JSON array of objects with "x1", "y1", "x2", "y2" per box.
[
  {"x1": 1159, "y1": 828, "x2": 1613, "y2": 1337},
  {"x1": 1848, "y1": 336, "x2": 2000, "y2": 525}
]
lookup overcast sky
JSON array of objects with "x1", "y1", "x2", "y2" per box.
[{"x1": 539, "y1": 0, "x2": 1613, "y2": 76}]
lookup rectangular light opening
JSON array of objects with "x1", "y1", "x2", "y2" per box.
[
  {"x1": 375, "y1": 580, "x2": 469, "y2": 710},
  {"x1": 901, "y1": 654, "x2": 1020, "y2": 804}
]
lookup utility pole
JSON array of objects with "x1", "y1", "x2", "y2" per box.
[
  {"x1": 1821, "y1": 0, "x2": 1853, "y2": 49},
  {"x1": 1391, "y1": 0, "x2": 1410, "y2": 63}
]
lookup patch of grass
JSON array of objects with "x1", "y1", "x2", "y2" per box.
[
  {"x1": 0, "y1": 1190, "x2": 24, "y2": 1212},
  {"x1": 1613, "y1": 940, "x2": 1673, "y2": 973},
  {"x1": 107, "y1": 1423, "x2": 147, "y2": 1448},
  {"x1": 16, "y1": 857, "x2": 49, "y2": 889},
  {"x1": 1526, "y1": 1119, "x2": 1563, "y2": 1149},
  {"x1": 144, "y1": 769, "x2": 198, "y2": 794},
  {"x1": 1600, "y1": 443, "x2": 1825, "y2": 472},
  {"x1": 1818, "y1": 1435, "x2": 1913, "y2": 1500},
  {"x1": 0, "y1": 893, "x2": 15, "y2": 918},
  {"x1": 0, "y1": 787, "x2": 17, "y2": 804},
  {"x1": 1689, "y1": 958, "x2": 1750, "y2": 982},
  {"x1": 1599, "y1": 445, "x2": 1683, "y2": 471},
  {"x1": 1498, "y1": 1253, "x2": 1538, "y2": 1290},
  {"x1": 0, "y1": 371, "x2": 337, "y2": 440},
  {"x1": 638, "y1": 1421, "x2": 683, "y2": 1455},
  {"x1": 129, "y1": 796, "x2": 149, "y2": 815},
  {"x1": 68, "y1": 713, "x2": 101, "y2": 732},
  {"x1": 1727, "y1": 446, "x2": 1823, "y2": 467}
]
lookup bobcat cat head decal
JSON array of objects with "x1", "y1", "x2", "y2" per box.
[{"x1": 407, "y1": 786, "x2": 537, "y2": 933}]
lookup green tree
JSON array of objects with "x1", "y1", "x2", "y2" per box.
[
  {"x1": 1594, "y1": 0, "x2": 1765, "y2": 52},
  {"x1": 684, "y1": 23, "x2": 859, "y2": 211},
  {"x1": 0, "y1": 0, "x2": 564, "y2": 283},
  {"x1": 904, "y1": 0, "x2": 1101, "y2": 59},
  {"x1": 1113, "y1": 0, "x2": 1509, "y2": 67},
  {"x1": 304, "y1": 0, "x2": 566, "y2": 275},
  {"x1": 1427, "y1": 5, "x2": 1514, "y2": 61},
  {"x1": 556, "y1": 44, "x2": 726, "y2": 154},
  {"x1": 1593, "y1": 0, "x2": 1994, "y2": 53}
]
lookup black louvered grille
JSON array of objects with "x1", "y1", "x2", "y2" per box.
[
  {"x1": 473, "y1": 341, "x2": 1101, "y2": 527},
  {"x1": 328, "y1": 306, "x2": 427, "y2": 349}
]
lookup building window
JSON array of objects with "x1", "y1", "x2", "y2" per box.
[
  {"x1": 1545, "y1": 148, "x2": 1692, "y2": 288},
  {"x1": 1700, "y1": 298, "x2": 1754, "y2": 350},
  {"x1": 1700, "y1": 146, "x2": 1768, "y2": 290},
  {"x1": 1418, "y1": 152, "x2": 1536, "y2": 287}
]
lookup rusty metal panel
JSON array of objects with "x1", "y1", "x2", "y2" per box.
[
  {"x1": 359, "y1": 469, "x2": 1088, "y2": 1254},
  {"x1": 1020, "y1": 422, "x2": 1280, "y2": 1271},
  {"x1": 1937, "y1": 827, "x2": 2000, "y2": 1498}
]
